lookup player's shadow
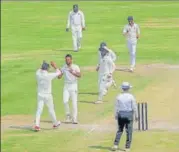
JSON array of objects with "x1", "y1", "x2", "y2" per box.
[
  {"x1": 41, "y1": 120, "x2": 52, "y2": 123},
  {"x1": 115, "y1": 67, "x2": 131, "y2": 73},
  {"x1": 53, "y1": 49, "x2": 74, "y2": 52},
  {"x1": 89, "y1": 146, "x2": 125, "y2": 151},
  {"x1": 78, "y1": 101, "x2": 95, "y2": 104},
  {"x1": 9, "y1": 125, "x2": 35, "y2": 132},
  {"x1": 9, "y1": 125, "x2": 53, "y2": 131},
  {"x1": 79, "y1": 92, "x2": 98, "y2": 95}
]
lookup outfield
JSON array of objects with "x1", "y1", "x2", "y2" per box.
[{"x1": 1, "y1": 1, "x2": 179, "y2": 152}]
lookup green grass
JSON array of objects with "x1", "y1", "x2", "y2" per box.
[
  {"x1": 1, "y1": 1, "x2": 179, "y2": 152},
  {"x1": 2, "y1": 130, "x2": 179, "y2": 152}
]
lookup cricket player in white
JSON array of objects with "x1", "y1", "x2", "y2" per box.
[
  {"x1": 58, "y1": 54, "x2": 81, "y2": 124},
  {"x1": 66, "y1": 4, "x2": 85, "y2": 52},
  {"x1": 95, "y1": 47, "x2": 116, "y2": 104},
  {"x1": 97, "y1": 42, "x2": 117, "y2": 91},
  {"x1": 123, "y1": 16, "x2": 140, "y2": 72},
  {"x1": 98, "y1": 42, "x2": 117, "y2": 63},
  {"x1": 34, "y1": 61, "x2": 61, "y2": 131}
]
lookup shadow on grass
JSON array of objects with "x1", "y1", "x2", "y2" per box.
[
  {"x1": 9, "y1": 125, "x2": 53, "y2": 132},
  {"x1": 89, "y1": 145, "x2": 125, "y2": 151},
  {"x1": 41, "y1": 120, "x2": 52, "y2": 123},
  {"x1": 79, "y1": 92, "x2": 98, "y2": 95},
  {"x1": 116, "y1": 67, "x2": 132, "y2": 73},
  {"x1": 41, "y1": 120, "x2": 73, "y2": 125},
  {"x1": 61, "y1": 121, "x2": 73, "y2": 124},
  {"x1": 89, "y1": 146, "x2": 111, "y2": 151},
  {"x1": 78, "y1": 101, "x2": 95, "y2": 104},
  {"x1": 52, "y1": 49, "x2": 74, "y2": 52},
  {"x1": 9, "y1": 125, "x2": 34, "y2": 132}
]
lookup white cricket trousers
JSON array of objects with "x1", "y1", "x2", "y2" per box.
[
  {"x1": 35, "y1": 93, "x2": 58, "y2": 127},
  {"x1": 63, "y1": 83, "x2": 78, "y2": 120},
  {"x1": 98, "y1": 74, "x2": 113, "y2": 101},
  {"x1": 127, "y1": 40, "x2": 137, "y2": 68},
  {"x1": 71, "y1": 26, "x2": 82, "y2": 51}
]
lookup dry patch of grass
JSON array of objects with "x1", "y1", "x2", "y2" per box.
[
  {"x1": 137, "y1": 69, "x2": 179, "y2": 125},
  {"x1": 141, "y1": 18, "x2": 179, "y2": 28}
]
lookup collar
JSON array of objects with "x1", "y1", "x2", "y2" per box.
[
  {"x1": 40, "y1": 69, "x2": 48, "y2": 73},
  {"x1": 128, "y1": 23, "x2": 135, "y2": 27}
]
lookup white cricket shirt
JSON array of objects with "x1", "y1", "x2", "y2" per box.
[
  {"x1": 99, "y1": 56, "x2": 115, "y2": 75},
  {"x1": 123, "y1": 23, "x2": 140, "y2": 43},
  {"x1": 36, "y1": 69, "x2": 61, "y2": 94},
  {"x1": 98, "y1": 49, "x2": 116, "y2": 64},
  {"x1": 61, "y1": 64, "x2": 80, "y2": 84},
  {"x1": 67, "y1": 10, "x2": 85, "y2": 28}
]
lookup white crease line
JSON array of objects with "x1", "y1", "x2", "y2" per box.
[{"x1": 86, "y1": 124, "x2": 99, "y2": 135}]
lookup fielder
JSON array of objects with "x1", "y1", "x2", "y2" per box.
[
  {"x1": 58, "y1": 54, "x2": 81, "y2": 124},
  {"x1": 34, "y1": 61, "x2": 61, "y2": 131},
  {"x1": 95, "y1": 46, "x2": 116, "y2": 104},
  {"x1": 111, "y1": 82, "x2": 138, "y2": 152},
  {"x1": 123, "y1": 16, "x2": 140, "y2": 72},
  {"x1": 66, "y1": 4, "x2": 86, "y2": 52}
]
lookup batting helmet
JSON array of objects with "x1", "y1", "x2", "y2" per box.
[{"x1": 100, "y1": 42, "x2": 107, "y2": 48}]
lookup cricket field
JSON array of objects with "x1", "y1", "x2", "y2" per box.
[{"x1": 1, "y1": 1, "x2": 179, "y2": 152}]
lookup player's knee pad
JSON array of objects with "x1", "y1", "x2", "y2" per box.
[
  {"x1": 105, "y1": 81, "x2": 112, "y2": 89},
  {"x1": 100, "y1": 88, "x2": 107, "y2": 96}
]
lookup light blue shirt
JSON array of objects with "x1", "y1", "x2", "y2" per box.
[{"x1": 115, "y1": 92, "x2": 138, "y2": 117}]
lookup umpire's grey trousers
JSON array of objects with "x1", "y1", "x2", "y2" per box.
[{"x1": 114, "y1": 111, "x2": 133, "y2": 149}]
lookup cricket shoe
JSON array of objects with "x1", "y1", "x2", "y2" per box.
[
  {"x1": 78, "y1": 45, "x2": 81, "y2": 49},
  {"x1": 129, "y1": 67, "x2": 135, "y2": 72},
  {"x1": 72, "y1": 119, "x2": 78, "y2": 124},
  {"x1": 53, "y1": 121, "x2": 61, "y2": 129},
  {"x1": 34, "y1": 126, "x2": 40, "y2": 132},
  {"x1": 111, "y1": 145, "x2": 118, "y2": 151},
  {"x1": 94, "y1": 100, "x2": 103, "y2": 104},
  {"x1": 125, "y1": 148, "x2": 130, "y2": 152},
  {"x1": 65, "y1": 115, "x2": 72, "y2": 123}
]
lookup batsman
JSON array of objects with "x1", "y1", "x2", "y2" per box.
[
  {"x1": 97, "y1": 42, "x2": 117, "y2": 88},
  {"x1": 95, "y1": 43, "x2": 116, "y2": 104}
]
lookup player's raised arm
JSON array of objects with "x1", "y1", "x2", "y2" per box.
[
  {"x1": 103, "y1": 46, "x2": 117, "y2": 62},
  {"x1": 48, "y1": 61, "x2": 62, "y2": 80}
]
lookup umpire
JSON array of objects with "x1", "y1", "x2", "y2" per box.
[{"x1": 111, "y1": 82, "x2": 138, "y2": 152}]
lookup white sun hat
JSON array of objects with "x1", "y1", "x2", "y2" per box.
[{"x1": 120, "y1": 82, "x2": 132, "y2": 90}]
